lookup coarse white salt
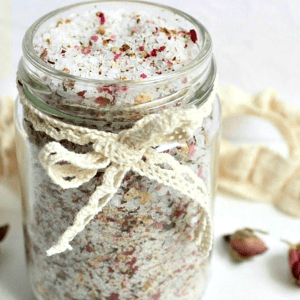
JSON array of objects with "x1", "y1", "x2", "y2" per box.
[{"x1": 33, "y1": 9, "x2": 199, "y2": 82}]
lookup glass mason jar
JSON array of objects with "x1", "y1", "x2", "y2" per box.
[{"x1": 15, "y1": 1, "x2": 220, "y2": 300}]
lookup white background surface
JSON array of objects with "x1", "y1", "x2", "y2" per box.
[{"x1": 0, "y1": 0, "x2": 300, "y2": 299}]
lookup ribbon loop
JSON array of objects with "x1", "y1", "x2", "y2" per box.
[{"x1": 39, "y1": 142, "x2": 110, "y2": 189}]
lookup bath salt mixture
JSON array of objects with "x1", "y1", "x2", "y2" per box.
[
  {"x1": 20, "y1": 109, "x2": 217, "y2": 300},
  {"x1": 18, "y1": 6, "x2": 218, "y2": 300},
  {"x1": 32, "y1": 9, "x2": 200, "y2": 107}
]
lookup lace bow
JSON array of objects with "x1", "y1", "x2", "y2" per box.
[{"x1": 37, "y1": 107, "x2": 213, "y2": 257}]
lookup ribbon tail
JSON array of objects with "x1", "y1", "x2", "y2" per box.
[
  {"x1": 46, "y1": 164, "x2": 129, "y2": 256},
  {"x1": 133, "y1": 151, "x2": 213, "y2": 258}
]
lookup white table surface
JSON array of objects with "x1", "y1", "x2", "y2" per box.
[{"x1": 0, "y1": 178, "x2": 299, "y2": 300}]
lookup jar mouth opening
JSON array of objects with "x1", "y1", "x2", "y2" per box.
[{"x1": 22, "y1": 0, "x2": 212, "y2": 86}]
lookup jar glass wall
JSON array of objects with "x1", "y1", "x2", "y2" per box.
[{"x1": 15, "y1": 1, "x2": 221, "y2": 300}]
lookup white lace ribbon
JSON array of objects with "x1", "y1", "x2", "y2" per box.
[{"x1": 18, "y1": 83, "x2": 217, "y2": 258}]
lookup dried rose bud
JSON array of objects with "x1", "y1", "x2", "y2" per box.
[
  {"x1": 224, "y1": 228, "x2": 268, "y2": 262},
  {"x1": 288, "y1": 243, "x2": 300, "y2": 286},
  {"x1": 0, "y1": 224, "x2": 9, "y2": 242}
]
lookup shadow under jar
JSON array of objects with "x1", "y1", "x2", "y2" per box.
[{"x1": 15, "y1": 1, "x2": 221, "y2": 300}]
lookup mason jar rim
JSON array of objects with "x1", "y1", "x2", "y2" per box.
[{"x1": 22, "y1": 0, "x2": 213, "y2": 87}]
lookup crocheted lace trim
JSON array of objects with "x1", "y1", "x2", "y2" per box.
[{"x1": 18, "y1": 83, "x2": 217, "y2": 257}]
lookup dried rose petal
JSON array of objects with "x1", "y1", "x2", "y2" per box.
[
  {"x1": 189, "y1": 29, "x2": 198, "y2": 43},
  {"x1": 94, "y1": 96, "x2": 110, "y2": 106},
  {"x1": 167, "y1": 60, "x2": 173, "y2": 68},
  {"x1": 159, "y1": 46, "x2": 166, "y2": 52},
  {"x1": 140, "y1": 73, "x2": 147, "y2": 79},
  {"x1": 288, "y1": 244, "x2": 300, "y2": 286},
  {"x1": 0, "y1": 224, "x2": 9, "y2": 242},
  {"x1": 224, "y1": 228, "x2": 268, "y2": 262},
  {"x1": 152, "y1": 292, "x2": 161, "y2": 300},
  {"x1": 77, "y1": 90, "x2": 87, "y2": 98},
  {"x1": 61, "y1": 68, "x2": 70, "y2": 74},
  {"x1": 182, "y1": 77, "x2": 188, "y2": 84},
  {"x1": 109, "y1": 293, "x2": 120, "y2": 300},
  {"x1": 81, "y1": 47, "x2": 91, "y2": 55},
  {"x1": 114, "y1": 53, "x2": 122, "y2": 61},
  {"x1": 151, "y1": 49, "x2": 157, "y2": 57},
  {"x1": 96, "y1": 12, "x2": 106, "y2": 25},
  {"x1": 91, "y1": 35, "x2": 99, "y2": 42},
  {"x1": 139, "y1": 46, "x2": 144, "y2": 51},
  {"x1": 188, "y1": 142, "x2": 196, "y2": 157},
  {"x1": 40, "y1": 48, "x2": 48, "y2": 61}
]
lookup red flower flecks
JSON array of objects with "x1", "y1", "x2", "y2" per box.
[
  {"x1": 139, "y1": 46, "x2": 144, "y2": 51},
  {"x1": 172, "y1": 205, "x2": 187, "y2": 218},
  {"x1": 188, "y1": 142, "x2": 196, "y2": 157},
  {"x1": 140, "y1": 73, "x2": 147, "y2": 79},
  {"x1": 167, "y1": 60, "x2": 173, "y2": 68},
  {"x1": 61, "y1": 49, "x2": 66, "y2": 54},
  {"x1": 151, "y1": 49, "x2": 157, "y2": 57},
  {"x1": 123, "y1": 246, "x2": 136, "y2": 256},
  {"x1": 81, "y1": 47, "x2": 91, "y2": 55},
  {"x1": 0, "y1": 224, "x2": 9, "y2": 242},
  {"x1": 77, "y1": 90, "x2": 87, "y2": 97},
  {"x1": 126, "y1": 257, "x2": 137, "y2": 266},
  {"x1": 152, "y1": 292, "x2": 161, "y2": 300},
  {"x1": 288, "y1": 243, "x2": 300, "y2": 286},
  {"x1": 40, "y1": 48, "x2": 48, "y2": 60},
  {"x1": 144, "y1": 54, "x2": 151, "y2": 59},
  {"x1": 85, "y1": 244, "x2": 93, "y2": 252},
  {"x1": 96, "y1": 12, "x2": 106, "y2": 25},
  {"x1": 91, "y1": 35, "x2": 99, "y2": 42},
  {"x1": 189, "y1": 29, "x2": 198, "y2": 43},
  {"x1": 114, "y1": 53, "x2": 122, "y2": 61},
  {"x1": 159, "y1": 46, "x2": 166, "y2": 52},
  {"x1": 182, "y1": 77, "x2": 188, "y2": 84},
  {"x1": 94, "y1": 96, "x2": 111, "y2": 106},
  {"x1": 109, "y1": 293, "x2": 120, "y2": 300}
]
